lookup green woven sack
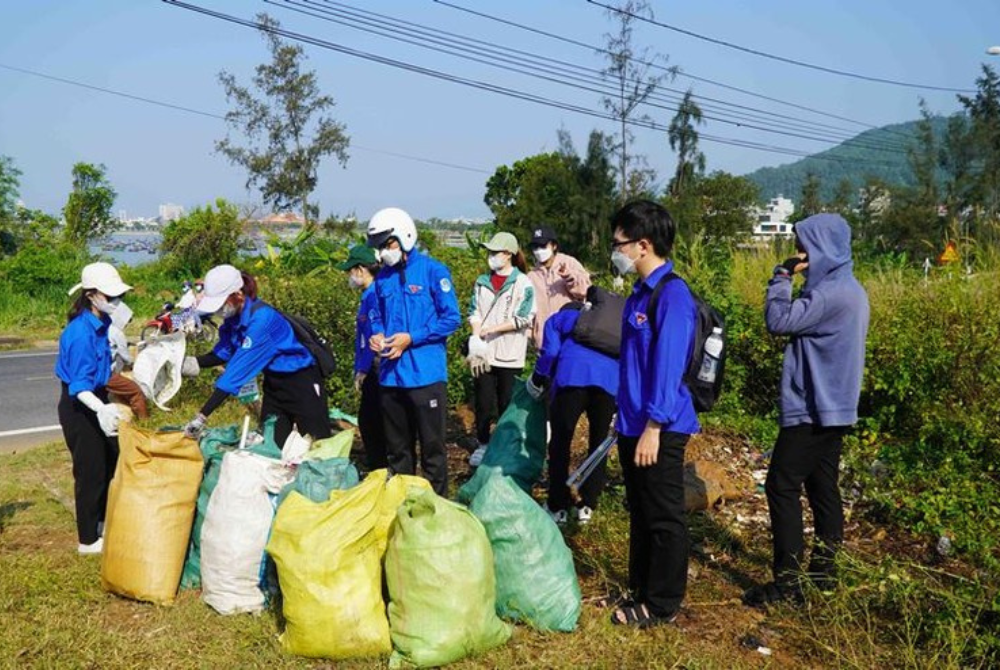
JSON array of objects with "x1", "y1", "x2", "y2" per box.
[
  {"x1": 386, "y1": 489, "x2": 511, "y2": 668},
  {"x1": 469, "y1": 473, "x2": 581, "y2": 631},
  {"x1": 457, "y1": 383, "x2": 546, "y2": 503}
]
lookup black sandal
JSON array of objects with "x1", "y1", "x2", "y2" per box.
[
  {"x1": 610, "y1": 602, "x2": 677, "y2": 628},
  {"x1": 594, "y1": 590, "x2": 633, "y2": 609}
]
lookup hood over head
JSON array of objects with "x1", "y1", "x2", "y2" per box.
[{"x1": 795, "y1": 213, "x2": 853, "y2": 288}]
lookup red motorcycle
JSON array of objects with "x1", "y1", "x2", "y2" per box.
[{"x1": 140, "y1": 281, "x2": 218, "y2": 344}]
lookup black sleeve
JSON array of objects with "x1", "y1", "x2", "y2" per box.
[
  {"x1": 196, "y1": 352, "x2": 226, "y2": 369},
  {"x1": 199, "y1": 387, "x2": 230, "y2": 418}
]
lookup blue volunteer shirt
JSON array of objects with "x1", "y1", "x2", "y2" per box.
[
  {"x1": 355, "y1": 283, "x2": 378, "y2": 374},
  {"x1": 55, "y1": 311, "x2": 112, "y2": 396},
  {"x1": 211, "y1": 296, "x2": 315, "y2": 395},
  {"x1": 535, "y1": 309, "x2": 619, "y2": 398},
  {"x1": 370, "y1": 248, "x2": 461, "y2": 388},
  {"x1": 616, "y1": 261, "x2": 700, "y2": 438}
]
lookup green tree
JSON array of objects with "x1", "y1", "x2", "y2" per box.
[
  {"x1": 909, "y1": 100, "x2": 940, "y2": 209},
  {"x1": 599, "y1": 0, "x2": 672, "y2": 202},
  {"x1": 0, "y1": 155, "x2": 21, "y2": 223},
  {"x1": 62, "y1": 162, "x2": 117, "y2": 244},
  {"x1": 957, "y1": 65, "x2": 1000, "y2": 234},
  {"x1": 668, "y1": 90, "x2": 705, "y2": 197},
  {"x1": 160, "y1": 198, "x2": 244, "y2": 276},
  {"x1": 665, "y1": 171, "x2": 757, "y2": 239},
  {"x1": 829, "y1": 178, "x2": 854, "y2": 215},
  {"x1": 799, "y1": 172, "x2": 823, "y2": 218},
  {"x1": 217, "y1": 13, "x2": 349, "y2": 225}
]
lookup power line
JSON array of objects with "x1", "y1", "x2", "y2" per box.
[
  {"x1": 276, "y1": 0, "x2": 912, "y2": 154},
  {"x1": 586, "y1": 0, "x2": 975, "y2": 94},
  {"x1": 0, "y1": 62, "x2": 491, "y2": 175},
  {"x1": 162, "y1": 0, "x2": 906, "y2": 169}
]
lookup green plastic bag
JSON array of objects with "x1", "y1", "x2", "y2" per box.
[
  {"x1": 274, "y1": 430, "x2": 358, "y2": 510},
  {"x1": 179, "y1": 416, "x2": 282, "y2": 590},
  {"x1": 458, "y1": 383, "x2": 546, "y2": 503},
  {"x1": 386, "y1": 488, "x2": 511, "y2": 668},
  {"x1": 309, "y1": 430, "x2": 355, "y2": 460},
  {"x1": 469, "y1": 473, "x2": 581, "y2": 631}
]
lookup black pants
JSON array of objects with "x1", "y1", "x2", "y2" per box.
[
  {"x1": 381, "y1": 382, "x2": 448, "y2": 495},
  {"x1": 619, "y1": 431, "x2": 690, "y2": 617},
  {"x1": 58, "y1": 384, "x2": 119, "y2": 545},
  {"x1": 260, "y1": 365, "x2": 332, "y2": 448},
  {"x1": 473, "y1": 366, "x2": 520, "y2": 445},
  {"x1": 358, "y1": 368, "x2": 387, "y2": 470},
  {"x1": 765, "y1": 423, "x2": 847, "y2": 584},
  {"x1": 547, "y1": 386, "x2": 616, "y2": 511}
]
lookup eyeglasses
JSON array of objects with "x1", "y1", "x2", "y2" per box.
[{"x1": 610, "y1": 238, "x2": 639, "y2": 250}]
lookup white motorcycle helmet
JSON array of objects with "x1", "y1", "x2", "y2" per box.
[{"x1": 367, "y1": 207, "x2": 418, "y2": 252}]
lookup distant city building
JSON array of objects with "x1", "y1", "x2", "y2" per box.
[
  {"x1": 257, "y1": 212, "x2": 306, "y2": 229},
  {"x1": 159, "y1": 203, "x2": 185, "y2": 222},
  {"x1": 753, "y1": 195, "x2": 795, "y2": 239}
]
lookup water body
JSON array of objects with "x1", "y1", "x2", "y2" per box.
[{"x1": 88, "y1": 232, "x2": 264, "y2": 267}]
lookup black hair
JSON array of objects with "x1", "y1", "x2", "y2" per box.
[
  {"x1": 362, "y1": 262, "x2": 381, "y2": 276},
  {"x1": 67, "y1": 289, "x2": 95, "y2": 322},
  {"x1": 610, "y1": 200, "x2": 676, "y2": 258}
]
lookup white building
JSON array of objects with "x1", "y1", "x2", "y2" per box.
[
  {"x1": 158, "y1": 203, "x2": 185, "y2": 222},
  {"x1": 753, "y1": 195, "x2": 795, "y2": 239}
]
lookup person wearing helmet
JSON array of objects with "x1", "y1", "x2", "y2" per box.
[
  {"x1": 180, "y1": 265, "x2": 332, "y2": 447},
  {"x1": 56, "y1": 262, "x2": 133, "y2": 554},
  {"x1": 466, "y1": 231, "x2": 535, "y2": 467},
  {"x1": 526, "y1": 226, "x2": 591, "y2": 349},
  {"x1": 366, "y1": 207, "x2": 461, "y2": 495}
]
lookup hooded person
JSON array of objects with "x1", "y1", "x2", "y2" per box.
[
  {"x1": 180, "y1": 264, "x2": 331, "y2": 448},
  {"x1": 365, "y1": 207, "x2": 461, "y2": 495},
  {"x1": 744, "y1": 213, "x2": 870, "y2": 607},
  {"x1": 526, "y1": 226, "x2": 590, "y2": 348},
  {"x1": 55, "y1": 262, "x2": 133, "y2": 554}
]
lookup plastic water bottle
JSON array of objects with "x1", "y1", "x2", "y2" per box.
[{"x1": 697, "y1": 327, "x2": 724, "y2": 384}]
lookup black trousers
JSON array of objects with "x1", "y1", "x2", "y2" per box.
[
  {"x1": 381, "y1": 382, "x2": 448, "y2": 495},
  {"x1": 58, "y1": 384, "x2": 119, "y2": 545},
  {"x1": 619, "y1": 431, "x2": 690, "y2": 617},
  {"x1": 358, "y1": 368, "x2": 387, "y2": 470},
  {"x1": 765, "y1": 423, "x2": 848, "y2": 584},
  {"x1": 260, "y1": 365, "x2": 332, "y2": 448},
  {"x1": 547, "y1": 385, "x2": 616, "y2": 511},
  {"x1": 473, "y1": 366, "x2": 520, "y2": 445}
]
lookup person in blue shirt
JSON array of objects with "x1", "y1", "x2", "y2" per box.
[
  {"x1": 366, "y1": 207, "x2": 460, "y2": 495},
  {"x1": 181, "y1": 264, "x2": 331, "y2": 447},
  {"x1": 336, "y1": 244, "x2": 386, "y2": 470},
  {"x1": 607, "y1": 200, "x2": 699, "y2": 628},
  {"x1": 526, "y1": 287, "x2": 619, "y2": 527},
  {"x1": 55, "y1": 262, "x2": 133, "y2": 555}
]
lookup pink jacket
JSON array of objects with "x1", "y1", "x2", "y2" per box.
[{"x1": 527, "y1": 252, "x2": 590, "y2": 348}]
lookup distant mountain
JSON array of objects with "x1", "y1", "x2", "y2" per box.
[{"x1": 744, "y1": 116, "x2": 952, "y2": 204}]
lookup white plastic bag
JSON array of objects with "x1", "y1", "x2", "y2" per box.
[
  {"x1": 131, "y1": 331, "x2": 186, "y2": 410},
  {"x1": 200, "y1": 449, "x2": 294, "y2": 614}
]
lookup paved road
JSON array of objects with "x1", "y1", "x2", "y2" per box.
[{"x1": 0, "y1": 349, "x2": 63, "y2": 454}]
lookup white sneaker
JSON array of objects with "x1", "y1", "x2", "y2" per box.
[
  {"x1": 78, "y1": 537, "x2": 103, "y2": 555},
  {"x1": 469, "y1": 444, "x2": 488, "y2": 467},
  {"x1": 576, "y1": 506, "x2": 594, "y2": 525},
  {"x1": 546, "y1": 505, "x2": 568, "y2": 526}
]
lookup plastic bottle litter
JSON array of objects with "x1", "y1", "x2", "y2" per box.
[
  {"x1": 697, "y1": 327, "x2": 724, "y2": 383},
  {"x1": 936, "y1": 534, "x2": 952, "y2": 557}
]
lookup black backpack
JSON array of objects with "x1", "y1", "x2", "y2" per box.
[
  {"x1": 648, "y1": 273, "x2": 725, "y2": 413},
  {"x1": 561, "y1": 286, "x2": 627, "y2": 358},
  {"x1": 252, "y1": 301, "x2": 337, "y2": 378}
]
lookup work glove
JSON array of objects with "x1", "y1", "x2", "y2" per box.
[
  {"x1": 467, "y1": 334, "x2": 489, "y2": 359},
  {"x1": 181, "y1": 356, "x2": 201, "y2": 378},
  {"x1": 77, "y1": 391, "x2": 121, "y2": 437},
  {"x1": 525, "y1": 373, "x2": 546, "y2": 401},
  {"x1": 183, "y1": 413, "x2": 207, "y2": 440},
  {"x1": 468, "y1": 356, "x2": 491, "y2": 378},
  {"x1": 779, "y1": 256, "x2": 807, "y2": 275}
]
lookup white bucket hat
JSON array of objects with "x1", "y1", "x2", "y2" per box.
[
  {"x1": 197, "y1": 264, "x2": 244, "y2": 315},
  {"x1": 68, "y1": 262, "x2": 132, "y2": 297}
]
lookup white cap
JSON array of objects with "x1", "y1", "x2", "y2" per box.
[
  {"x1": 68, "y1": 262, "x2": 132, "y2": 297},
  {"x1": 197, "y1": 264, "x2": 244, "y2": 314}
]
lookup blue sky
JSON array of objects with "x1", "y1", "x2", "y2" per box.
[{"x1": 1, "y1": 0, "x2": 997, "y2": 220}]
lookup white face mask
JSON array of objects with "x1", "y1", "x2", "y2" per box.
[
  {"x1": 533, "y1": 246, "x2": 553, "y2": 264},
  {"x1": 348, "y1": 273, "x2": 363, "y2": 289},
  {"x1": 381, "y1": 247, "x2": 403, "y2": 267},
  {"x1": 110, "y1": 300, "x2": 133, "y2": 331},
  {"x1": 218, "y1": 302, "x2": 238, "y2": 320},
  {"x1": 611, "y1": 249, "x2": 637, "y2": 276},
  {"x1": 488, "y1": 253, "x2": 508, "y2": 272},
  {"x1": 91, "y1": 293, "x2": 119, "y2": 315}
]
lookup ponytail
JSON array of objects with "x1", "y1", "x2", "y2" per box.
[{"x1": 240, "y1": 272, "x2": 258, "y2": 300}]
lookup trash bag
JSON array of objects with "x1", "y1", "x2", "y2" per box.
[
  {"x1": 101, "y1": 422, "x2": 202, "y2": 604},
  {"x1": 201, "y1": 449, "x2": 294, "y2": 614},
  {"x1": 267, "y1": 474, "x2": 391, "y2": 660},
  {"x1": 308, "y1": 429, "x2": 355, "y2": 460},
  {"x1": 274, "y1": 430, "x2": 359, "y2": 510},
  {"x1": 386, "y1": 488, "x2": 511, "y2": 668},
  {"x1": 469, "y1": 473, "x2": 581, "y2": 631},
  {"x1": 131, "y1": 331, "x2": 186, "y2": 410},
  {"x1": 179, "y1": 417, "x2": 282, "y2": 590},
  {"x1": 458, "y1": 383, "x2": 546, "y2": 503}
]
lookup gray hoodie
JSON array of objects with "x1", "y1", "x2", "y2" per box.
[{"x1": 765, "y1": 214, "x2": 869, "y2": 427}]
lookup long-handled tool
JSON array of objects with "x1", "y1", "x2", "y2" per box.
[{"x1": 566, "y1": 418, "x2": 617, "y2": 495}]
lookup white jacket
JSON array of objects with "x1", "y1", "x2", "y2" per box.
[{"x1": 469, "y1": 269, "x2": 535, "y2": 369}]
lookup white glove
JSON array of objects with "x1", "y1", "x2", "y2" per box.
[
  {"x1": 525, "y1": 375, "x2": 545, "y2": 400},
  {"x1": 469, "y1": 357, "x2": 491, "y2": 378},
  {"x1": 183, "y1": 413, "x2": 207, "y2": 440},
  {"x1": 78, "y1": 391, "x2": 121, "y2": 437},
  {"x1": 181, "y1": 356, "x2": 200, "y2": 378},
  {"x1": 467, "y1": 335, "x2": 489, "y2": 360}
]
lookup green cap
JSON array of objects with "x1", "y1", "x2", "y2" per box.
[
  {"x1": 335, "y1": 244, "x2": 379, "y2": 271},
  {"x1": 481, "y1": 231, "x2": 520, "y2": 254}
]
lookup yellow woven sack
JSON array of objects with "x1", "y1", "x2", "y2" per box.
[
  {"x1": 100, "y1": 422, "x2": 202, "y2": 604},
  {"x1": 375, "y1": 470, "x2": 432, "y2": 557}
]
